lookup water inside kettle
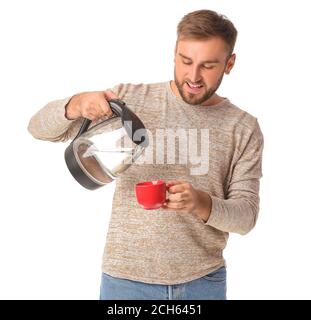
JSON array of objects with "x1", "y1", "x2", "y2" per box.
[
  {"x1": 75, "y1": 140, "x2": 144, "y2": 185},
  {"x1": 82, "y1": 146, "x2": 135, "y2": 157}
]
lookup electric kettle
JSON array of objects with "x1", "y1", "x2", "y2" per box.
[{"x1": 65, "y1": 99, "x2": 148, "y2": 190}]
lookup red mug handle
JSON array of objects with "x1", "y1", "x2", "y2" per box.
[
  {"x1": 166, "y1": 183, "x2": 173, "y2": 190},
  {"x1": 165, "y1": 183, "x2": 173, "y2": 204}
]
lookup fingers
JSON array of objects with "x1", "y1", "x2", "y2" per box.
[
  {"x1": 163, "y1": 180, "x2": 192, "y2": 211},
  {"x1": 101, "y1": 90, "x2": 119, "y2": 117},
  {"x1": 99, "y1": 101, "x2": 114, "y2": 118},
  {"x1": 81, "y1": 103, "x2": 104, "y2": 120},
  {"x1": 167, "y1": 180, "x2": 184, "y2": 186},
  {"x1": 162, "y1": 200, "x2": 186, "y2": 210},
  {"x1": 168, "y1": 192, "x2": 186, "y2": 202},
  {"x1": 104, "y1": 89, "x2": 119, "y2": 100},
  {"x1": 167, "y1": 184, "x2": 185, "y2": 194},
  {"x1": 80, "y1": 102, "x2": 100, "y2": 120},
  {"x1": 167, "y1": 180, "x2": 185, "y2": 194},
  {"x1": 67, "y1": 88, "x2": 122, "y2": 122}
]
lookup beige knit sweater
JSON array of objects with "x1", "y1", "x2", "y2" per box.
[{"x1": 28, "y1": 81, "x2": 264, "y2": 284}]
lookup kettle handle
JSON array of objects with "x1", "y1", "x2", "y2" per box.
[{"x1": 72, "y1": 99, "x2": 125, "y2": 141}]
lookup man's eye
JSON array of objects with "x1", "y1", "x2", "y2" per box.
[
  {"x1": 182, "y1": 60, "x2": 191, "y2": 65},
  {"x1": 203, "y1": 65, "x2": 215, "y2": 70}
]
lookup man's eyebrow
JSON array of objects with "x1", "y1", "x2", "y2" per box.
[{"x1": 178, "y1": 53, "x2": 220, "y2": 64}]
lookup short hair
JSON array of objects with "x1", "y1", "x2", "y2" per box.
[{"x1": 177, "y1": 9, "x2": 238, "y2": 56}]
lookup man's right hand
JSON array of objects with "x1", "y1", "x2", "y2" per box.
[{"x1": 65, "y1": 90, "x2": 119, "y2": 120}]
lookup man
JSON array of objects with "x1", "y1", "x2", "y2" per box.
[{"x1": 28, "y1": 9, "x2": 264, "y2": 300}]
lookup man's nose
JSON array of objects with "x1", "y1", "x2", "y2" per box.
[{"x1": 188, "y1": 66, "x2": 202, "y2": 83}]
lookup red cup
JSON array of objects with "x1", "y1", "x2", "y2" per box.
[{"x1": 135, "y1": 180, "x2": 168, "y2": 210}]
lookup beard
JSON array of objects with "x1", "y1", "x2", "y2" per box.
[{"x1": 174, "y1": 69, "x2": 224, "y2": 105}]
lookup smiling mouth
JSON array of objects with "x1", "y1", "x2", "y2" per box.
[
  {"x1": 185, "y1": 81, "x2": 204, "y2": 89},
  {"x1": 185, "y1": 81, "x2": 204, "y2": 94}
]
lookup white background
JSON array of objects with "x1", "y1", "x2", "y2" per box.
[{"x1": 0, "y1": 0, "x2": 310, "y2": 300}]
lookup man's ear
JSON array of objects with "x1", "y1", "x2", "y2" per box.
[{"x1": 225, "y1": 53, "x2": 236, "y2": 74}]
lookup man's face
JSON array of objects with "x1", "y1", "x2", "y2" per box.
[{"x1": 174, "y1": 37, "x2": 235, "y2": 105}]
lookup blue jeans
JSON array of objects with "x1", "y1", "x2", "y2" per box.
[{"x1": 100, "y1": 266, "x2": 226, "y2": 300}]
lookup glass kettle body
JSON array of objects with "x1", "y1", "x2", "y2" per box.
[{"x1": 65, "y1": 99, "x2": 148, "y2": 190}]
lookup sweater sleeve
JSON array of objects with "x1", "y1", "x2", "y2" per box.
[
  {"x1": 206, "y1": 120, "x2": 264, "y2": 235},
  {"x1": 27, "y1": 97, "x2": 84, "y2": 142},
  {"x1": 27, "y1": 84, "x2": 122, "y2": 143}
]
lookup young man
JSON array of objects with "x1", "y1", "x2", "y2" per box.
[{"x1": 28, "y1": 9, "x2": 264, "y2": 300}]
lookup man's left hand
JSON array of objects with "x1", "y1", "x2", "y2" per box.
[{"x1": 162, "y1": 180, "x2": 212, "y2": 223}]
